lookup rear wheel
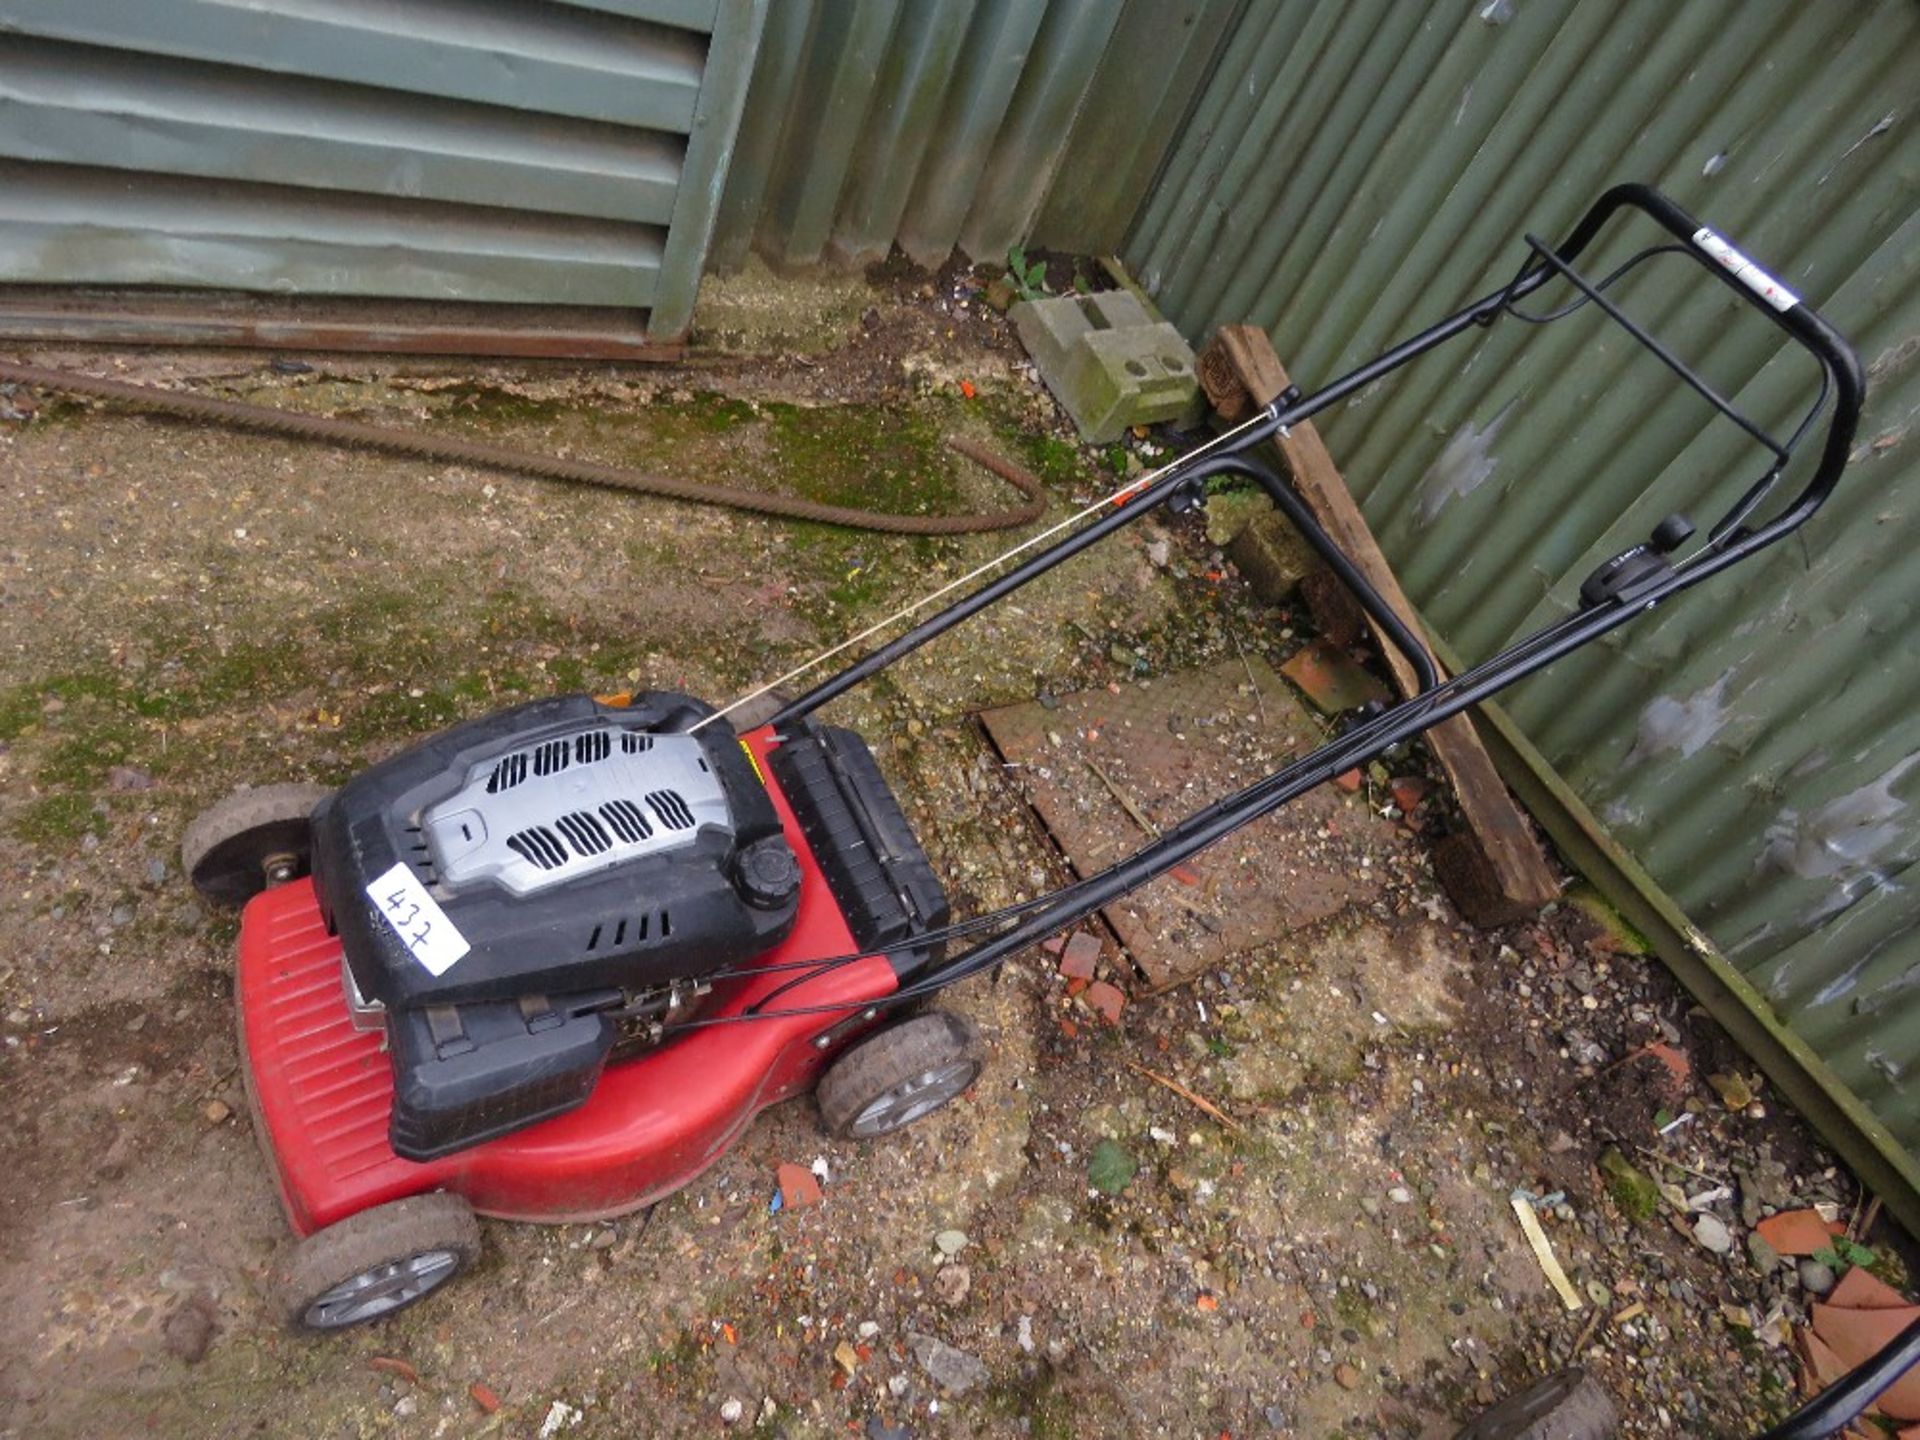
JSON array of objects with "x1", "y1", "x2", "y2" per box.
[
  {"x1": 817, "y1": 1011, "x2": 983, "y2": 1140},
  {"x1": 1451, "y1": 1368, "x2": 1618, "y2": 1440},
  {"x1": 181, "y1": 782, "x2": 331, "y2": 907},
  {"x1": 275, "y1": 1193, "x2": 481, "y2": 1332}
]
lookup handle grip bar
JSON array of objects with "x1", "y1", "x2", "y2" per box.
[{"x1": 1514, "y1": 184, "x2": 1863, "y2": 542}]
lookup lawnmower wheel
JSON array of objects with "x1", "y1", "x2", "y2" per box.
[
  {"x1": 274, "y1": 1192, "x2": 481, "y2": 1332},
  {"x1": 181, "y1": 782, "x2": 331, "y2": 907},
  {"x1": 817, "y1": 1011, "x2": 983, "y2": 1140},
  {"x1": 1450, "y1": 1368, "x2": 1618, "y2": 1440}
]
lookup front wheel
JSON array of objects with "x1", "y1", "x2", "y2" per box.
[
  {"x1": 181, "y1": 782, "x2": 331, "y2": 907},
  {"x1": 816, "y1": 1011, "x2": 983, "y2": 1140},
  {"x1": 274, "y1": 1192, "x2": 481, "y2": 1332}
]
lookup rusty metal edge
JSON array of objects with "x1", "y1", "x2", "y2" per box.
[
  {"x1": 0, "y1": 297, "x2": 690, "y2": 361},
  {"x1": 1424, "y1": 632, "x2": 1920, "y2": 1241}
]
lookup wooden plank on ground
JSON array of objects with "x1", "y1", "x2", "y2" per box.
[{"x1": 1205, "y1": 324, "x2": 1561, "y2": 924}]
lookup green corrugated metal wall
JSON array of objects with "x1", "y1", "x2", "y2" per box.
[
  {"x1": 708, "y1": 0, "x2": 1241, "y2": 272},
  {"x1": 0, "y1": 0, "x2": 767, "y2": 336},
  {"x1": 1128, "y1": 2, "x2": 1920, "y2": 1152}
]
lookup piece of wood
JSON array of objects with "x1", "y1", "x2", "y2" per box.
[{"x1": 1207, "y1": 324, "x2": 1560, "y2": 919}]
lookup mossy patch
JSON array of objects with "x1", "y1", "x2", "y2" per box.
[
  {"x1": 983, "y1": 1363, "x2": 1078, "y2": 1440},
  {"x1": 1599, "y1": 1147, "x2": 1663, "y2": 1223},
  {"x1": 15, "y1": 792, "x2": 104, "y2": 846}
]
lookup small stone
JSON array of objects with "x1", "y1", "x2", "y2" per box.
[
  {"x1": 1797, "y1": 1259, "x2": 1837, "y2": 1296},
  {"x1": 393, "y1": 1396, "x2": 417, "y2": 1418},
  {"x1": 720, "y1": 1397, "x2": 744, "y2": 1425},
  {"x1": 589, "y1": 1228, "x2": 617, "y2": 1250},
  {"x1": 934, "y1": 1229, "x2": 969, "y2": 1257},
  {"x1": 1708, "y1": 1072, "x2": 1757, "y2": 1110},
  {"x1": 203, "y1": 1100, "x2": 231, "y2": 1125},
  {"x1": 1387, "y1": 1186, "x2": 1413, "y2": 1205},
  {"x1": 1692, "y1": 1213, "x2": 1734, "y2": 1255},
  {"x1": 933, "y1": 1264, "x2": 970, "y2": 1306},
  {"x1": 834, "y1": 1340, "x2": 860, "y2": 1375},
  {"x1": 1747, "y1": 1233, "x2": 1782, "y2": 1273},
  {"x1": 161, "y1": 1292, "x2": 216, "y2": 1364},
  {"x1": 908, "y1": 1332, "x2": 988, "y2": 1394},
  {"x1": 108, "y1": 765, "x2": 155, "y2": 791},
  {"x1": 1333, "y1": 1362, "x2": 1361, "y2": 1390}
]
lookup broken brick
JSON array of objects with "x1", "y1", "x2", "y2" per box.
[
  {"x1": 1333, "y1": 769, "x2": 1363, "y2": 792},
  {"x1": 1756, "y1": 1208, "x2": 1838, "y2": 1258},
  {"x1": 369, "y1": 1357, "x2": 420, "y2": 1386},
  {"x1": 1279, "y1": 639, "x2": 1390, "y2": 714},
  {"x1": 1085, "y1": 981, "x2": 1126, "y2": 1025},
  {"x1": 1638, "y1": 1042, "x2": 1693, "y2": 1100},
  {"x1": 776, "y1": 1162, "x2": 822, "y2": 1209},
  {"x1": 1389, "y1": 776, "x2": 1430, "y2": 813},
  {"x1": 1059, "y1": 931, "x2": 1101, "y2": 981},
  {"x1": 1812, "y1": 1304, "x2": 1920, "y2": 1419},
  {"x1": 1065, "y1": 976, "x2": 1089, "y2": 998},
  {"x1": 1831, "y1": 1267, "x2": 1910, "y2": 1311}
]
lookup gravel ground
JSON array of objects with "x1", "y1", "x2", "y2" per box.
[{"x1": 0, "y1": 260, "x2": 1901, "y2": 1439}]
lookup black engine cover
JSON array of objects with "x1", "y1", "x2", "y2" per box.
[{"x1": 312, "y1": 692, "x2": 799, "y2": 1013}]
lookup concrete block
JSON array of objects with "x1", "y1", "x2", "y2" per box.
[
  {"x1": 1010, "y1": 289, "x2": 1198, "y2": 443},
  {"x1": 1227, "y1": 509, "x2": 1318, "y2": 602},
  {"x1": 1204, "y1": 488, "x2": 1274, "y2": 546}
]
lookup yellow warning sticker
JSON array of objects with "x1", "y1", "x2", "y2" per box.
[{"x1": 740, "y1": 739, "x2": 767, "y2": 785}]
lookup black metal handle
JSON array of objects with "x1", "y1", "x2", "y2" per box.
[
  {"x1": 1754, "y1": 1311, "x2": 1920, "y2": 1440},
  {"x1": 1540, "y1": 184, "x2": 1865, "y2": 535}
]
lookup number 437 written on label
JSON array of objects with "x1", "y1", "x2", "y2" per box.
[{"x1": 365, "y1": 862, "x2": 471, "y2": 976}]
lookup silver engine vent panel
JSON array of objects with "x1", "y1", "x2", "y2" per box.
[{"x1": 420, "y1": 726, "x2": 730, "y2": 896}]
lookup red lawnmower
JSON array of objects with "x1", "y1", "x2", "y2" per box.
[{"x1": 182, "y1": 182, "x2": 1911, "y2": 1439}]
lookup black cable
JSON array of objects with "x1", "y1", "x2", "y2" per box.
[{"x1": 1502, "y1": 242, "x2": 1694, "y2": 324}]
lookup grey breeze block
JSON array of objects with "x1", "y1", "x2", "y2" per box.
[{"x1": 1009, "y1": 289, "x2": 1199, "y2": 444}]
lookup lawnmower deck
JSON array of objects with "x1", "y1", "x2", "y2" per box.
[{"x1": 237, "y1": 729, "x2": 896, "y2": 1235}]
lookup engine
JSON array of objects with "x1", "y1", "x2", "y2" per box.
[{"x1": 310, "y1": 692, "x2": 802, "y2": 1160}]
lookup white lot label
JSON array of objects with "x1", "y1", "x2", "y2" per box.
[
  {"x1": 366, "y1": 861, "x2": 470, "y2": 976},
  {"x1": 1692, "y1": 226, "x2": 1799, "y2": 312}
]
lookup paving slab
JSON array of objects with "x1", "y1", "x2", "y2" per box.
[{"x1": 979, "y1": 657, "x2": 1405, "y2": 990}]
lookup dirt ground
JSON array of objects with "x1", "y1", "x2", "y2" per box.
[{"x1": 0, "y1": 261, "x2": 1894, "y2": 1439}]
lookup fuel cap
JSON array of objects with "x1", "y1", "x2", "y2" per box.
[{"x1": 737, "y1": 836, "x2": 801, "y2": 908}]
